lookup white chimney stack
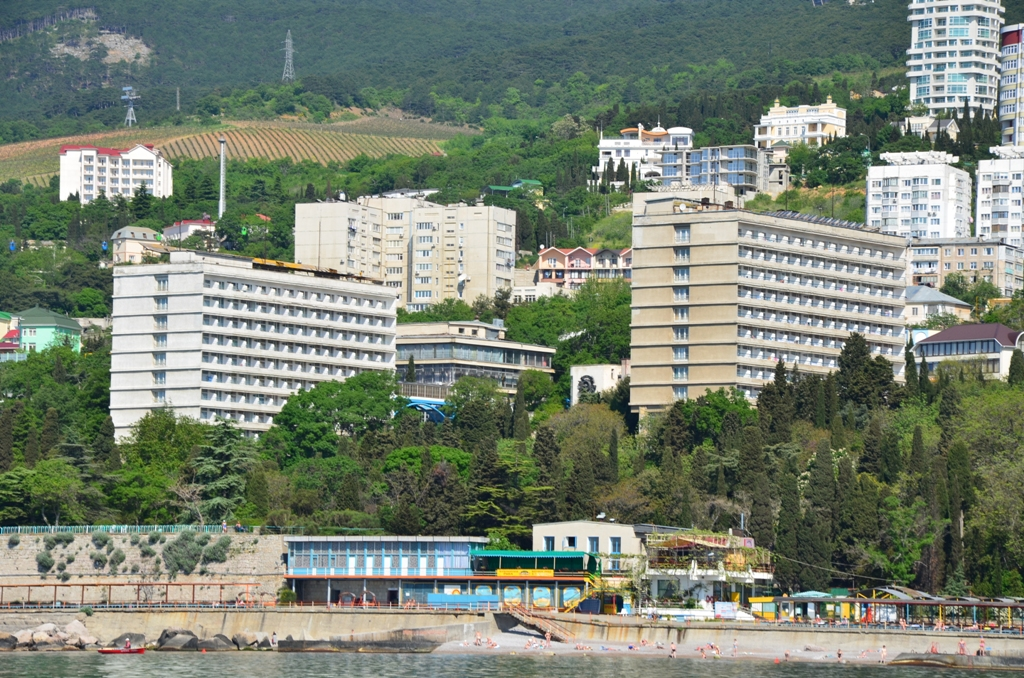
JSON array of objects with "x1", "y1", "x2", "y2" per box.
[{"x1": 218, "y1": 138, "x2": 227, "y2": 218}]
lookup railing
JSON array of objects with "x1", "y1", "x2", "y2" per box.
[
  {"x1": 399, "y1": 382, "x2": 450, "y2": 400},
  {"x1": 0, "y1": 524, "x2": 305, "y2": 535}
]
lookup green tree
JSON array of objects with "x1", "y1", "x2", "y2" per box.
[
  {"x1": 93, "y1": 416, "x2": 116, "y2": 469},
  {"x1": 905, "y1": 343, "x2": 919, "y2": 399},
  {"x1": 184, "y1": 420, "x2": 255, "y2": 523},
  {"x1": 26, "y1": 459, "x2": 84, "y2": 526},
  {"x1": 512, "y1": 380, "x2": 530, "y2": 441},
  {"x1": 919, "y1": 356, "x2": 935, "y2": 403},
  {"x1": 607, "y1": 427, "x2": 619, "y2": 483},
  {"x1": 1010, "y1": 349, "x2": 1024, "y2": 387},
  {"x1": 773, "y1": 459, "x2": 802, "y2": 592},
  {"x1": 405, "y1": 355, "x2": 416, "y2": 382},
  {"x1": 940, "y1": 272, "x2": 970, "y2": 302},
  {"x1": 865, "y1": 495, "x2": 938, "y2": 586},
  {"x1": 24, "y1": 426, "x2": 39, "y2": 469},
  {"x1": 39, "y1": 407, "x2": 60, "y2": 456},
  {"x1": 0, "y1": 408, "x2": 12, "y2": 473}
]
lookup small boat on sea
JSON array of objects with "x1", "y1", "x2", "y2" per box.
[{"x1": 97, "y1": 648, "x2": 145, "y2": 655}]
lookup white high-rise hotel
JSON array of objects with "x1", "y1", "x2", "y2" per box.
[
  {"x1": 59, "y1": 143, "x2": 173, "y2": 205},
  {"x1": 907, "y1": 0, "x2": 1004, "y2": 116}
]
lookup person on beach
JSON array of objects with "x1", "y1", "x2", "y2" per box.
[
  {"x1": 980, "y1": 637, "x2": 986, "y2": 656},
  {"x1": 958, "y1": 638, "x2": 967, "y2": 655},
  {"x1": 785, "y1": 649, "x2": 790, "y2": 662},
  {"x1": 474, "y1": 631, "x2": 482, "y2": 646},
  {"x1": 670, "y1": 642, "x2": 677, "y2": 659},
  {"x1": 733, "y1": 638, "x2": 738, "y2": 656},
  {"x1": 700, "y1": 647, "x2": 706, "y2": 659},
  {"x1": 880, "y1": 645, "x2": 886, "y2": 663},
  {"x1": 837, "y1": 649, "x2": 843, "y2": 662},
  {"x1": 545, "y1": 631, "x2": 551, "y2": 649}
]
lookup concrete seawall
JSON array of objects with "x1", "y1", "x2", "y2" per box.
[{"x1": 548, "y1": 614, "x2": 1024, "y2": 656}]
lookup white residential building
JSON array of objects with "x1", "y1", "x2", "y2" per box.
[
  {"x1": 906, "y1": 0, "x2": 1003, "y2": 116},
  {"x1": 592, "y1": 124, "x2": 693, "y2": 184},
  {"x1": 1000, "y1": 24, "x2": 1024, "y2": 144},
  {"x1": 59, "y1": 143, "x2": 173, "y2": 204},
  {"x1": 753, "y1": 97, "x2": 846, "y2": 159},
  {"x1": 110, "y1": 250, "x2": 398, "y2": 438},
  {"x1": 978, "y1": 146, "x2": 1024, "y2": 246},
  {"x1": 295, "y1": 198, "x2": 516, "y2": 311},
  {"x1": 867, "y1": 152, "x2": 972, "y2": 239}
]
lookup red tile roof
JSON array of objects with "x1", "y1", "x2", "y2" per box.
[
  {"x1": 917, "y1": 323, "x2": 1021, "y2": 347},
  {"x1": 59, "y1": 143, "x2": 157, "y2": 156}
]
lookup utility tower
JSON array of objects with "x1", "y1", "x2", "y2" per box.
[
  {"x1": 282, "y1": 30, "x2": 295, "y2": 82},
  {"x1": 121, "y1": 86, "x2": 139, "y2": 127}
]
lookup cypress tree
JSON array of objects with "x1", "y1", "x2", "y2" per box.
[
  {"x1": 39, "y1": 408, "x2": 59, "y2": 456},
  {"x1": 938, "y1": 386, "x2": 961, "y2": 450},
  {"x1": 738, "y1": 426, "x2": 765, "y2": 493},
  {"x1": 859, "y1": 413, "x2": 883, "y2": 477},
  {"x1": 24, "y1": 426, "x2": 39, "y2": 468},
  {"x1": 689, "y1": 442, "x2": 709, "y2": 495},
  {"x1": 907, "y1": 425, "x2": 929, "y2": 482},
  {"x1": 714, "y1": 462, "x2": 728, "y2": 498},
  {"x1": 1010, "y1": 349, "x2": 1024, "y2": 387},
  {"x1": 52, "y1": 355, "x2": 67, "y2": 385},
  {"x1": 512, "y1": 381, "x2": 530, "y2": 441},
  {"x1": 93, "y1": 416, "x2": 117, "y2": 469},
  {"x1": 245, "y1": 466, "x2": 270, "y2": 517},
  {"x1": 499, "y1": 399, "x2": 514, "y2": 439},
  {"x1": 814, "y1": 379, "x2": 827, "y2": 429},
  {"x1": 919, "y1": 356, "x2": 935, "y2": 403},
  {"x1": 748, "y1": 473, "x2": 774, "y2": 549},
  {"x1": 905, "y1": 344, "x2": 919, "y2": 398},
  {"x1": 607, "y1": 427, "x2": 619, "y2": 483},
  {"x1": 406, "y1": 355, "x2": 416, "y2": 382},
  {"x1": 0, "y1": 408, "x2": 12, "y2": 473},
  {"x1": 563, "y1": 453, "x2": 595, "y2": 520},
  {"x1": 830, "y1": 409, "x2": 846, "y2": 451},
  {"x1": 533, "y1": 427, "x2": 561, "y2": 484},
  {"x1": 880, "y1": 427, "x2": 903, "y2": 484},
  {"x1": 773, "y1": 459, "x2": 802, "y2": 592},
  {"x1": 807, "y1": 442, "x2": 837, "y2": 534},
  {"x1": 798, "y1": 508, "x2": 831, "y2": 591}
]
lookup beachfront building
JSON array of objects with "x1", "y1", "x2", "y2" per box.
[
  {"x1": 294, "y1": 197, "x2": 516, "y2": 311},
  {"x1": 59, "y1": 143, "x2": 173, "y2": 204},
  {"x1": 909, "y1": 237, "x2": 1024, "y2": 296},
  {"x1": 753, "y1": 97, "x2": 847, "y2": 160},
  {"x1": 866, "y1": 152, "x2": 972, "y2": 239},
  {"x1": 913, "y1": 322, "x2": 1023, "y2": 377},
  {"x1": 905, "y1": 285, "x2": 973, "y2": 324},
  {"x1": 16, "y1": 307, "x2": 82, "y2": 353},
  {"x1": 284, "y1": 535, "x2": 594, "y2": 610},
  {"x1": 396, "y1": 320, "x2": 555, "y2": 401},
  {"x1": 109, "y1": 250, "x2": 398, "y2": 438},
  {"x1": 1000, "y1": 24, "x2": 1024, "y2": 144},
  {"x1": 907, "y1": 0, "x2": 1004, "y2": 116},
  {"x1": 629, "y1": 191, "x2": 908, "y2": 414},
  {"x1": 977, "y1": 147, "x2": 1024, "y2": 245},
  {"x1": 569, "y1": 361, "x2": 630, "y2": 406},
  {"x1": 592, "y1": 124, "x2": 694, "y2": 185},
  {"x1": 533, "y1": 246, "x2": 632, "y2": 292}
]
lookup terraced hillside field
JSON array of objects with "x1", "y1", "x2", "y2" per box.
[{"x1": 0, "y1": 123, "x2": 449, "y2": 186}]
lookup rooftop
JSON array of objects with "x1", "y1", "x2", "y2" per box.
[
  {"x1": 905, "y1": 285, "x2": 971, "y2": 308},
  {"x1": 916, "y1": 323, "x2": 1021, "y2": 346},
  {"x1": 285, "y1": 535, "x2": 489, "y2": 543},
  {"x1": 16, "y1": 307, "x2": 82, "y2": 332}
]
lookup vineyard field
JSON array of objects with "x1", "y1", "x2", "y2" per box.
[
  {"x1": 231, "y1": 116, "x2": 474, "y2": 139},
  {"x1": 0, "y1": 124, "x2": 447, "y2": 185}
]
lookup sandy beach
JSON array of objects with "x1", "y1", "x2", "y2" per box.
[{"x1": 435, "y1": 627, "x2": 893, "y2": 664}]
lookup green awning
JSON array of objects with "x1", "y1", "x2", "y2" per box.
[{"x1": 471, "y1": 550, "x2": 585, "y2": 558}]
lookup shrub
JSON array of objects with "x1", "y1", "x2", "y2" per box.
[
  {"x1": 202, "y1": 536, "x2": 231, "y2": 564},
  {"x1": 108, "y1": 548, "x2": 125, "y2": 571},
  {"x1": 278, "y1": 587, "x2": 297, "y2": 604},
  {"x1": 91, "y1": 532, "x2": 110, "y2": 549},
  {"x1": 148, "y1": 532, "x2": 161, "y2": 545},
  {"x1": 80, "y1": 606, "x2": 93, "y2": 616},
  {"x1": 90, "y1": 551, "x2": 107, "y2": 568},
  {"x1": 36, "y1": 551, "x2": 54, "y2": 573},
  {"x1": 130, "y1": 535, "x2": 140, "y2": 546},
  {"x1": 105, "y1": 543, "x2": 114, "y2": 555},
  {"x1": 65, "y1": 554, "x2": 75, "y2": 564},
  {"x1": 54, "y1": 533, "x2": 74, "y2": 548},
  {"x1": 58, "y1": 571, "x2": 70, "y2": 582},
  {"x1": 131, "y1": 564, "x2": 139, "y2": 573},
  {"x1": 162, "y1": 532, "x2": 203, "y2": 575},
  {"x1": 56, "y1": 561, "x2": 66, "y2": 572},
  {"x1": 43, "y1": 535, "x2": 56, "y2": 551},
  {"x1": 196, "y1": 533, "x2": 211, "y2": 546},
  {"x1": 139, "y1": 544, "x2": 156, "y2": 558},
  {"x1": 7, "y1": 535, "x2": 19, "y2": 548}
]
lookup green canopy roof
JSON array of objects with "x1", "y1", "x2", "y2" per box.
[
  {"x1": 17, "y1": 307, "x2": 82, "y2": 332},
  {"x1": 471, "y1": 550, "x2": 585, "y2": 558}
]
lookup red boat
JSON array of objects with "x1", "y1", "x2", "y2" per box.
[{"x1": 97, "y1": 648, "x2": 145, "y2": 655}]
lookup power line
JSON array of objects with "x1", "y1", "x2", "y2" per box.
[
  {"x1": 121, "y1": 86, "x2": 139, "y2": 127},
  {"x1": 772, "y1": 552, "x2": 895, "y2": 585}
]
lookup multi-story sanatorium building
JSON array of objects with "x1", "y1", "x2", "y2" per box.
[
  {"x1": 866, "y1": 152, "x2": 972, "y2": 239},
  {"x1": 294, "y1": 197, "x2": 516, "y2": 311},
  {"x1": 629, "y1": 192, "x2": 908, "y2": 415},
  {"x1": 59, "y1": 143, "x2": 173, "y2": 204},
  {"x1": 110, "y1": 251, "x2": 398, "y2": 439},
  {"x1": 977, "y1": 146, "x2": 1024, "y2": 245},
  {"x1": 752, "y1": 97, "x2": 847, "y2": 159},
  {"x1": 686, "y1": 145, "x2": 791, "y2": 198},
  {"x1": 909, "y1": 237, "x2": 1024, "y2": 295},
  {"x1": 999, "y1": 24, "x2": 1024, "y2": 144},
  {"x1": 907, "y1": 0, "x2": 1004, "y2": 115}
]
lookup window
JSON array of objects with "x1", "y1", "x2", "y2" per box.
[
  {"x1": 155, "y1": 297, "x2": 168, "y2": 310},
  {"x1": 588, "y1": 537, "x2": 599, "y2": 553},
  {"x1": 155, "y1": 315, "x2": 168, "y2": 330},
  {"x1": 153, "y1": 390, "x2": 166, "y2": 403},
  {"x1": 387, "y1": 212, "x2": 403, "y2": 220},
  {"x1": 673, "y1": 267, "x2": 689, "y2": 282},
  {"x1": 415, "y1": 250, "x2": 433, "y2": 258},
  {"x1": 565, "y1": 536, "x2": 577, "y2": 550},
  {"x1": 386, "y1": 253, "x2": 404, "y2": 261},
  {"x1": 414, "y1": 290, "x2": 432, "y2": 298},
  {"x1": 417, "y1": 236, "x2": 434, "y2": 244},
  {"x1": 609, "y1": 537, "x2": 622, "y2": 571},
  {"x1": 674, "y1": 308, "x2": 689, "y2": 322},
  {"x1": 415, "y1": 222, "x2": 433, "y2": 230},
  {"x1": 674, "y1": 226, "x2": 690, "y2": 243},
  {"x1": 673, "y1": 287, "x2": 689, "y2": 302},
  {"x1": 673, "y1": 366, "x2": 689, "y2": 381},
  {"x1": 156, "y1": 276, "x2": 168, "y2": 291},
  {"x1": 543, "y1": 536, "x2": 554, "y2": 551},
  {"x1": 673, "y1": 346, "x2": 689, "y2": 361},
  {"x1": 674, "y1": 327, "x2": 689, "y2": 341},
  {"x1": 154, "y1": 352, "x2": 166, "y2": 366},
  {"x1": 673, "y1": 386, "x2": 688, "y2": 400},
  {"x1": 154, "y1": 334, "x2": 167, "y2": 347},
  {"x1": 153, "y1": 371, "x2": 166, "y2": 385}
]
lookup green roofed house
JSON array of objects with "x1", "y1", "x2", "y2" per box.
[
  {"x1": 18, "y1": 307, "x2": 82, "y2": 353},
  {"x1": 487, "y1": 179, "x2": 543, "y2": 196}
]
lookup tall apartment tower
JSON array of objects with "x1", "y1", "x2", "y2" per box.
[
  {"x1": 866, "y1": 151, "x2": 972, "y2": 239},
  {"x1": 907, "y1": 0, "x2": 1004, "y2": 115},
  {"x1": 110, "y1": 251, "x2": 398, "y2": 438},
  {"x1": 999, "y1": 24, "x2": 1024, "y2": 144},
  {"x1": 977, "y1": 145, "x2": 1024, "y2": 245},
  {"x1": 295, "y1": 197, "x2": 516, "y2": 310},
  {"x1": 629, "y1": 192, "x2": 907, "y2": 415}
]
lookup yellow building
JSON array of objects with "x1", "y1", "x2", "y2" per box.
[{"x1": 754, "y1": 97, "x2": 847, "y2": 159}]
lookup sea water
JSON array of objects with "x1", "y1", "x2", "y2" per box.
[{"x1": 0, "y1": 653, "x2": 981, "y2": 678}]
